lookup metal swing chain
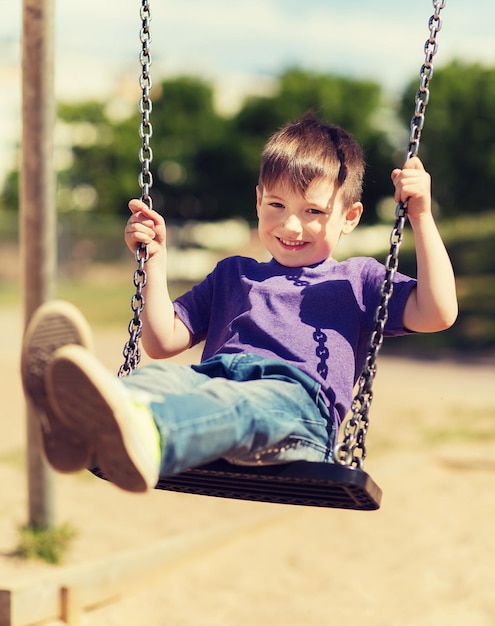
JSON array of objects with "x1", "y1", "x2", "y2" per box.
[
  {"x1": 333, "y1": 0, "x2": 446, "y2": 468},
  {"x1": 118, "y1": 0, "x2": 153, "y2": 377}
]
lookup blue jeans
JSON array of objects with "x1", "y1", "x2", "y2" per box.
[{"x1": 121, "y1": 353, "x2": 335, "y2": 476}]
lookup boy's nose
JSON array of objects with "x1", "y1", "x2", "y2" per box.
[{"x1": 282, "y1": 214, "x2": 303, "y2": 235}]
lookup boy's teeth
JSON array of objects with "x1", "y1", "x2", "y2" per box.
[{"x1": 280, "y1": 238, "x2": 304, "y2": 246}]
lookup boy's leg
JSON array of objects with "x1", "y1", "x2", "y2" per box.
[
  {"x1": 119, "y1": 354, "x2": 333, "y2": 473},
  {"x1": 46, "y1": 348, "x2": 331, "y2": 493},
  {"x1": 46, "y1": 345, "x2": 161, "y2": 493},
  {"x1": 20, "y1": 300, "x2": 94, "y2": 472}
]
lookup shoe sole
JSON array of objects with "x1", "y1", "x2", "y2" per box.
[
  {"x1": 47, "y1": 345, "x2": 158, "y2": 493},
  {"x1": 20, "y1": 300, "x2": 94, "y2": 472}
]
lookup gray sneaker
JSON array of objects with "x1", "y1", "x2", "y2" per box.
[
  {"x1": 21, "y1": 300, "x2": 94, "y2": 472},
  {"x1": 47, "y1": 344, "x2": 161, "y2": 493}
]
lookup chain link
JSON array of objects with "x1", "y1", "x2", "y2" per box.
[
  {"x1": 333, "y1": 0, "x2": 447, "y2": 468},
  {"x1": 138, "y1": 0, "x2": 153, "y2": 210},
  {"x1": 119, "y1": 0, "x2": 153, "y2": 377}
]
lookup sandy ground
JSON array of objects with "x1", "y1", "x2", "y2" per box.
[{"x1": 1, "y1": 307, "x2": 494, "y2": 626}]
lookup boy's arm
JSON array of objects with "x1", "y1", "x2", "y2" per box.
[
  {"x1": 125, "y1": 199, "x2": 192, "y2": 358},
  {"x1": 391, "y1": 157, "x2": 458, "y2": 333}
]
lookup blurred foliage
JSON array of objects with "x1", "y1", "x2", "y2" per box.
[
  {"x1": 4, "y1": 61, "x2": 495, "y2": 223},
  {"x1": 0, "y1": 68, "x2": 396, "y2": 224},
  {"x1": 383, "y1": 210, "x2": 495, "y2": 356},
  {"x1": 400, "y1": 60, "x2": 495, "y2": 216}
]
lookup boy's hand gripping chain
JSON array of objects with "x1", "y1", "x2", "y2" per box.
[
  {"x1": 333, "y1": 0, "x2": 446, "y2": 468},
  {"x1": 119, "y1": 0, "x2": 153, "y2": 378}
]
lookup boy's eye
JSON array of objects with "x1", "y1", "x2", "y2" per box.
[
  {"x1": 269, "y1": 202, "x2": 285, "y2": 209},
  {"x1": 307, "y1": 208, "x2": 323, "y2": 215}
]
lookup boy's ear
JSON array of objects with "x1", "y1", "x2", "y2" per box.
[{"x1": 342, "y1": 201, "x2": 363, "y2": 234}]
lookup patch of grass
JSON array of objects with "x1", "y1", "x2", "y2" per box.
[
  {"x1": 422, "y1": 407, "x2": 495, "y2": 446},
  {"x1": 0, "y1": 283, "x2": 21, "y2": 308},
  {"x1": 425, "y1": 427, "x2": 494, "y2": 446},
  {"x1": 0, "y1": 449, "x2": 25, "y2": 469},
  {"x1": 14, "y1": 522, "x2": 77, "y2": 565},
  {"x1": 57, "y1": 275, "x2": 196, "y2": 328},
  {"x1": 58, "y1": 278, "x2": 136, "y2": 328},
  {"x1": 0, "y1": 263, "x2": 195, "y2": 330}
]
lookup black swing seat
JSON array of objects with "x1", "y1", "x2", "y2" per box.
[{"x1": 90, "y1": 460, "x2": 382, "y2": 511}]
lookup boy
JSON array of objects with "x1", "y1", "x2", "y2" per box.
[{"x1": 21, "y1": 114, "x2": 458, "y2": 493}]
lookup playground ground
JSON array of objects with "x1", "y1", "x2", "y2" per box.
[{"x1": 1, "y1": 308, "x2": 494, "y2": 625}]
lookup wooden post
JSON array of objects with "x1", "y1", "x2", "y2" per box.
[{"x1": 20, "y1": 0, "x2": 56, "y2": 527}]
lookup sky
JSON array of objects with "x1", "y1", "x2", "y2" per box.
[{"x1": 0, "y1": 0, "x2": 494, "y2": 181}]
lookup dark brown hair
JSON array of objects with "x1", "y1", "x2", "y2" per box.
[{"x1": 259, "y1": 112, "x2": 365, "y2": 209}]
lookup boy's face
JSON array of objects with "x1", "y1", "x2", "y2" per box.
[{"x1": 256, "y1": 178, "x2": 362, "y2": 267}]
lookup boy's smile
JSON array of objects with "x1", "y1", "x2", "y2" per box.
[
  {"x1": 256, "y1": 178, "x2": 362, "y2": 268},
  {"x1": 278, "y1": 238, "x2": 308, "y2": 249}
]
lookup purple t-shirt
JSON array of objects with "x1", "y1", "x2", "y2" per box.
[{"x1": 174, "y1": 256, "x2": 416, "y2": 425}]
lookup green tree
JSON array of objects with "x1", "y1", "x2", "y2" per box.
[
  {"x1": 146, "y1": 77, "x2": 228, "y2": 220},
  {"x1": 1, "y1": 70, "x2": 395, "y2": 225},
  {"x1": 0, "y1": 100, "x2": 133, "y2": 215},
  {"x1": 0, "y1": 79, "x2": 228, "y2": 221},
  {"x1": 400, "y1": 60, "x2": 495, "y2": 216},
  {"x1": 56, "y1": 101, "x2": 138, "y2": 216}
]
